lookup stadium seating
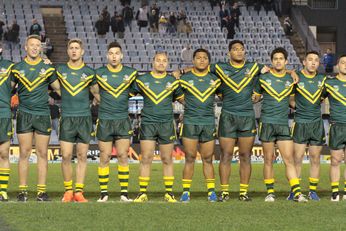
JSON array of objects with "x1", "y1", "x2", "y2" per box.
[{"x1": 0, "y1": 0, "x2": 301, "y2": 71}]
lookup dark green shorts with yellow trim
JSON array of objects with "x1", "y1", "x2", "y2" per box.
[
  {"x1": 259, "y1": 122, "x2": 292, "y2": 142},
  {"x1": 96, "y1": 118, "x2": 133, "y2": 142},
  {"x1": 16, "y1": 110, "x2": 51, "y2": 136},
  {"x1": 59, "y1": 116, "x2": 92, "y2": 144},
  {"x1": 218, "y1": 112, "x2": 256, "y2": 138},
  {"x1": 329, "y1": 123, "x2": 346, "y2": 150},
  {"x1": 0, "y1": 118, "x2": 12, "y2": 143},
  {"x1": 181, "y1": 124, "x2": 216, "y2": 142},
  {"x1": 140, "y1": 121, "x2": 176, "y2": 144},
  {"x1": 292, "y1": 120, "x2": 325, "y2": 146}
]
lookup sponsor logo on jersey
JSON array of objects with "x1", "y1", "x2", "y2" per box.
[
  {"x1": 188, "y1": 80, "x2": 194, "y2": 86},
  {"x1": 144, "y1": 82, "x2": 150, "y2": 88},
  {"x1": 29, "y1": 68, "x2": 36, "y2": 71},
  {"x1": 298, "y1": 82, "x2": 305, "y2": 89},
  {"x1": 266, "y1": 79, "x2": 271, "y2": 85},
  {"x1": 285, "y1": 81, "x2": 291, "y2": 89},
  {"x1": 333, "y1": 85, "x2": 339, "y2": 91}
]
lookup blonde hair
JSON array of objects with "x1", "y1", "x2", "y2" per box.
[
  {"x1": 25, "y1": 35, "x2": 41, "y2": 44},
  {"x1": 68, "y1": 38, "x2": 84, "y2": 49}
]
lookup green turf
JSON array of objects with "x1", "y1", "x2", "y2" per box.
[{"x1": 0, "y1": 163, "x2": 345, "y2": 231}]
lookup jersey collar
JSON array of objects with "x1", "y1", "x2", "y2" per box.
[
  {"x1": 229, "y1": 60, "x2": 245, "y2": 68},
  {"x1": 67, "y1": 62, "x2": 85, "y2": 70},
  {"x1": 150, "y1": 71, "x2": 167, "y2": 79},
  {"x1": 192, "y1": 68, "x2": 208, "y2": 77},
  {"x1": 24, "y1": 57, "x2": 42, "y2": 65},
  {"x1": 270, "y1": 69, "x2": 286, "y2": 78},
  {"x1": 336, "y1": 74, "x2": 346, "y2": 82},
  {"x1": 107, "y1": 64, "x2": 123, "y2": 73},
  {"x1": 301, "y1": 69, "x2": 316, "y2": 78}
]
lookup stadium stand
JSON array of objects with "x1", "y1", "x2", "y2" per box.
[{"x1": 0, "y1": 0, "x2": 301, "y2": 71}]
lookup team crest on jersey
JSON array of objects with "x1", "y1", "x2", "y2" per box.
[
  {"x1": 285, "y1": 81, "x2": 291, "y2": 89},
  {"x1": 123, "y1": 75, "x2": 130, "y2": 83},
  {"x1": 144, "y1": 82, "x2": 150, "y2": 88},
  {"x1": 298, "y1": 82, "x2": 305, "y2": 89},
  {"x1": 19, "y1": 70, "x2": 25, "y2": 75},
  {"x1": 166, "y1": 82, "x2": 173, "y2": 91},
  {"x1": 265, "y1": 79, "x2": 272, "y2": 85},
  {"x1": 318, "y1": 81, "x2": 323, "y2": 88},
  {"x1": 333, "y1": 85, "x2": 339, "y2": 91},
  {"x1": 38, "y1": 68, "x2": 46, "y2": 78},
  {"x1": 101, "y1": 75, "x2": 108, "y2": 81},
  {"x1": 188, "y1": 80, "x2": 194, "y2": 86},
  {"x1": 80, "y1": 73, "x2": 88, "y2": 82},
  {"x1": 0, "y1": 68, "x2": 7, "y2": 78},
  {"x1": 210, "y1": 79, "x2": 217, "y2": 88},
  {"x1": 244, "y1": 68, "x2": 251, "y2": 78}
]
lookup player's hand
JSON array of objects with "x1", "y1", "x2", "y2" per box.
[
  {"x1": 43, "y1": 58, "x2": 52, "y2": 65},
  {"x1": 260, "y1": 65, "x2": 270, "y2": 74},
  {"x1": 172, "y1": 70, "x2": 182, "y2": 79},
  {"x1": 289, "y1": 70, "x2": 299, "y2": 84}
]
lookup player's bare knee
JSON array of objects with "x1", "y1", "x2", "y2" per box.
[
  {"x1": 141, "y1": 154, "x2": 153, "y2": 165},
  {"x1": 161, "y1": 155, "x2": 172, "y2": 165},
  {"x1": 238, "y1": 152, "x2": 250, "y2": 163},
  {"x1": 62, "y1": 154, "x2": 72, "y2": 162},
  {"x1": 202, "y1": 155, "x2": 213, "y2": 164},
  {"x1": 185, "y1": 154, "x2": 196, "y2": 163},
  {"x1": 220, "y1": 152, "x2": 232, "y2": 163},
  {"x1": 76, "y1": 153, "x2": 87, "y2": 162},
  {"x1": 330, "y1": 156, "x2": 341, "y2": 166}
]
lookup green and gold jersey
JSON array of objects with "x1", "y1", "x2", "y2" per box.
[
  {"x1": 0, "y1": 58, "x2": 14, "y2": 118},
  {"x1": 11, "y1": 58, "x2": 56, "y2": 115},
  {"x1": 210, "y1": 61, "x2": 260, "y2": 116},
  {"x1": 324, "y1": 76, "x2": 346, "y2": 123},
  {"x1": 254, "y1": 70, "x2": 294, "y2": 125},
  {"x1": 56, "y1": 63, "x2": 96, "y2": 117},
  {"x1": 132, "y1": 72, "x2": 183, "y2": 124},
  {"x1": 180, "y1": 70, "x2": 221, "y2": 125},
  {"x1": 96, "y1": 64, "x2": 137, "y2": 120},
  {"x1": 294, "y1": 71, "x2": 326, "y2": 123}
]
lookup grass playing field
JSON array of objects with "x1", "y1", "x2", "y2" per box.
[{"x1": 0, "y1": 163, "x2": 345, "y2": 231}]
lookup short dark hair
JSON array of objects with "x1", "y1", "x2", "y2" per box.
[
  {"x1": 228, "y1": 40, "x2": 244, "y2": 51},
  {"x1": 305, "y1": 50, "x2": 320, "y2": 58},
  {"x1": 337, "y1": 54, "x2": 346, "y2": 63},
  {"x1": 193, "y1": 48, "x2": 211, "y2": 61},
  {"x1": 107, "y1": 41, "x2": 122, "y2": 51},
  {"x1": 270, "y1": 47, "x2": 288, "y2": 60}
]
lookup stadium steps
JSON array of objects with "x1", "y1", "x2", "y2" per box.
[
  {"x1": 279, "y1": 16, "x2": 306, "y2": 62},
  {"x1": 42, "y1": 10, "x2": 68, "y2": 63}
]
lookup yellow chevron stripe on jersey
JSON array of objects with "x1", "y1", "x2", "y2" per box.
[
  {"x1": 57, "y1": 71, "x2": 94, "y2": 96},
  {"x1": 0, "y1": 64, "x2": 14, "y2": 85},
  {"x1": 96, "y1": 71, "x2": 136, "y2": 98},
  {"x1": 136, "y1": 79, "x2": 180, "y2": 104},
  {"x1": 12, "y1": 68, "x2": 54, "y2": 92},
  {"x1": 180, "y1": 79, "x2": 221, "y2": 102},
  {"x1": 326, "y1": 84, "x2": 346, "y2": 106},
  {"x1": 260, "y1": 79, "x2": 293, "y2": 102},
  {"x1": 215, "y1": 63, "x2": 258, "y2": 93},
  {"x1": 296, "y1": 77, "x2": 326, "y2": 104}
]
